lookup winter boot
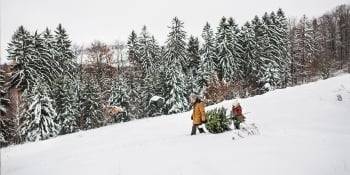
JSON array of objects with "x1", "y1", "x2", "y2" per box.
[
  {"x1": 234, "y1": 123, "x2": 240, "y2": 130},
  {"x1": 191, "y1": 125, "x2": 197, "y2": 135},
  {"x1": 198, "y1": 127, "x2": 205, "y2": 133}
]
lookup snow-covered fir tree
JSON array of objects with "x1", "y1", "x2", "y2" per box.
[
  {"x1": 293, "y1": 14, "x2": 315, "y2": 83},
  {"x1": 251, "y1": 15, "x2": 273, "y2": 88},
  {"x1": 138, "y1": 26, "x2": 161, "y2": 76},
  {"x1": 80, "y1": 78, "x2": 103, "y2": 129},
  {"x1": 20, "y1": 83, "x2": 59, "y2": 142},
  {"x1": 164, "y1": 65, "x2": 189, "y2": 114},
  {"x1": 227, "y1": 17, "x2": 244, "y2": 81},
  {"x1": 127, "y1": 30, "x2": 140, "y2": 67},
  {"x1": 7, "y1": 26, "x2": 38, "y2": 91},
  {"x1": 215, "y1": 17, "x2": 240, "y2": 82},
  {"x1": 124, "y1": 70, "x2": 143, "y2": 119},
  {"x1": 0, "y1": 69, "x2": 12, "y2": 146},
  {"x1": 163, "y1": 17, "x2": 188, "y2": 72},
  {"x1": 0, "y1": 69, "x2": 9, "y2": 115},
  {"x1": 198, "y1": 22, "x2": 217, "y2": 88},
  {"x1": 187, "y1": 35, "x2": 201, "y2": 76},
  {"x1": 239, "y1": 22, "x2": 259, "y2": 87},
  {"x1": 52, "y1": 77, "x2": 79, "y2": 135},
  {"x1": 54, "y1": 24, "x2": 76, "y2": 78},
  {"x1": 42, "y1": 28, "x2": 61, "y2": 84},
  {"x1": 260, "y1": 12, "x2": 283, "y2": 87},
  {"x1": 276, "y1": 9, "x2": 292, "y2": 87}
]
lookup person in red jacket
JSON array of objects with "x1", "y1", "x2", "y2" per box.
[{"x1": 231, "y1": 100, "x2": 245, "y2": 129}]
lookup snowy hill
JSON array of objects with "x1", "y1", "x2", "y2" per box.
[{"x1": 2, "y1": 74, "x2": 350, "y2": 175}]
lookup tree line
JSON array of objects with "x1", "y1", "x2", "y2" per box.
[{"x1": 1, "y1": 4, "x2": 349, "y2": 147}]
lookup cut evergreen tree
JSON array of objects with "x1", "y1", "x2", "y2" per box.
[{"x1": 205, "y1": 107, "x2": 231, "y2": 134}]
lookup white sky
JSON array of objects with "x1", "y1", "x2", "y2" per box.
[{"x1": 1, "y1": 0, "x2": 349, "y2": 62}]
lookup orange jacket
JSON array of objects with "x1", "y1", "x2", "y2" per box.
[{"x1": 192, "y1": 101, "x2": 206, "y2": 125}]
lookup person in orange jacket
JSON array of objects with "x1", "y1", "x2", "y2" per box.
[{"x1": 189, "y1": 93, "x2": 207, "y2": 135}]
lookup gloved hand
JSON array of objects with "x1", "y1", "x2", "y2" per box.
[
  {"x1": 202, "y1": 119, "x2": 207, "y2": 123},
  {"x1": 191, "y1": 115, "x2": 193, "y2": 120}
]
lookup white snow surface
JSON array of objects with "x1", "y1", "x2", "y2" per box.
[{"x1": 2, "y1": 74, "x2": 350, "y2": 175}]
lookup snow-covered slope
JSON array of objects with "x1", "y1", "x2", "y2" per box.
[{"x1": 2, "y1": 74, "x2": 350, "y2": 175}]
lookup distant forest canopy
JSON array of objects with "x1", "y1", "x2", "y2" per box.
[{"x1": 0, "y1": 4, "x2": 349, "y2": 147}]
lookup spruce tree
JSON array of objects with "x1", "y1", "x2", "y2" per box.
[
  {"x1": 0, "y1": 69, "x2": 9, "y2": 115},
  {"x1": 127, "y1": 30, "x2": 140, "y2": 67},
  {"x1": 163, "y1": 17, "x2": 188, "y2": 72},
  {"x1": 293, "y1": 14, "x2": 315, "y2": 83},
  {"x1": 80, "y1": 78, "x2": 104, "y2": 129},
  {"x1": 54, "y1": 24, "x2": 76, "y2": 78},
  {"x1": 215, "y1": 17, "x2": 237, "y2": 82},
  {"x1": 164, "y1": 65, "x2": 189, "y2": 114},
  {"x1": 53, "y1": 77, "x2": 79, "y2": 135},
  {"x1": 138, "y1": 26, "x2": 160, "y2": 76},
  {"x1": 20, "y1": 83, "x2": 59, "y2": 142},
  {"x1": 240, "y1": 22, "x2": 259, "y2": 87},
  {"x1": 187, "y1": 35, "x2": 201, "y2": 76},
  {"x1": 276, "y1": 8, "x2": 292, "y2": 87},
  {"x1": 199, "y1": 22, "x2": 217, "y2": 88},
  {"x1": 7, "y1": 26, "x2": 37, "y2": 91}
]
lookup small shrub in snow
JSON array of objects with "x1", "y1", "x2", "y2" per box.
[{"x1": 205, "y1": 107, "x2": 231, "y2": 133}]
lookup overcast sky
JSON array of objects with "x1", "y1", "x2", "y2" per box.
[{"x1": 1, "y1": 0, "x2": 349, "y2": 62}]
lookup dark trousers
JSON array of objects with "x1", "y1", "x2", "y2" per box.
[{"x1": 191, "y1": 124, "x2": 205, "y2": 135}]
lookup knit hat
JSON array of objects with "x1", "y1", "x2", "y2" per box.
[
  {"x1": 189, "y1": 93, "x2": 197, "y2": 99},
  {"x1": 233, "y1": 99, "x2": 240, "y2": 107}
]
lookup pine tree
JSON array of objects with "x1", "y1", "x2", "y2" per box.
[
  {"x1": 276, "y1": 8, "x2": 292, "y2": 87},
  {"x1": 80, "y1": 78, "x2": 104, "y2": 129},
  {"x1": 163, "y1": 17, "x2": 188, "y2": 72},
  {"x1": 138, "y1": 26, "x2": 160, "y2": 76},
  {"x1": 53, "y1": 77, "x2": 79, "y2": 135},
  {"x1": 42, "y1": 28, "x2": 63, "y2": 84},
  {"x1": 7, "y1": 26, "x2": 37, "y2": 91},
  {"x1": 164, "y1": 65, "x2": 189, "y2": 114},
  {"x1": 251, "y1": 15, "x2": 272, "y2": 88},
  {"x1": 124, "y1": 71, "x2": 143, "y2": 119},
  {"x1": 54, "y1": 24, "x2": 76, "y2": 78},
  {"x1": 216, "y1": 17, "x2": 241, "y2": 82},
  {"x1": 261, "y1": 12, "x2": 282, "y2": 87},
  {"x1": 20, "y1": 83, "x2": 59, "y2": 142},
  {"x1": 199, "y1": 22, "x2": 217, "y2": 88},
  {"x1": 227, "y1": 17, "x2": 244, "y2": 81},
  {"x1": 127, "y1": 30, "x2": 140, "y2": 67},
  {"x1": 187, "y1": 35, "x2": 201, "y2": 76},
  {"x1": 0, "y1": 69, "x2": 9, "y2": 115},
  {"x1": 293, "y1": 14, "x2": 315, "y2": 83},
  {"x1": 0, "y1": 69, "x2": 13, "y2": 146},
  {"x1": 240, "y1": 22, "x2": 259, "y2": 87}
]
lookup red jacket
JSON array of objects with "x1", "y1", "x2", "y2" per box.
[{"x1": 232, "y1": 106, "x2": 242, "y2": 115}]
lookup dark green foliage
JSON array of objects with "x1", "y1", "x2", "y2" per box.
[{"x1": 205, "y1": 107, "x2": 231, "y2": 133}]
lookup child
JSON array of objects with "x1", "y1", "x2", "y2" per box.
[{"x1": 230, "y1": 100, "x2": 245, "y2": 129}]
